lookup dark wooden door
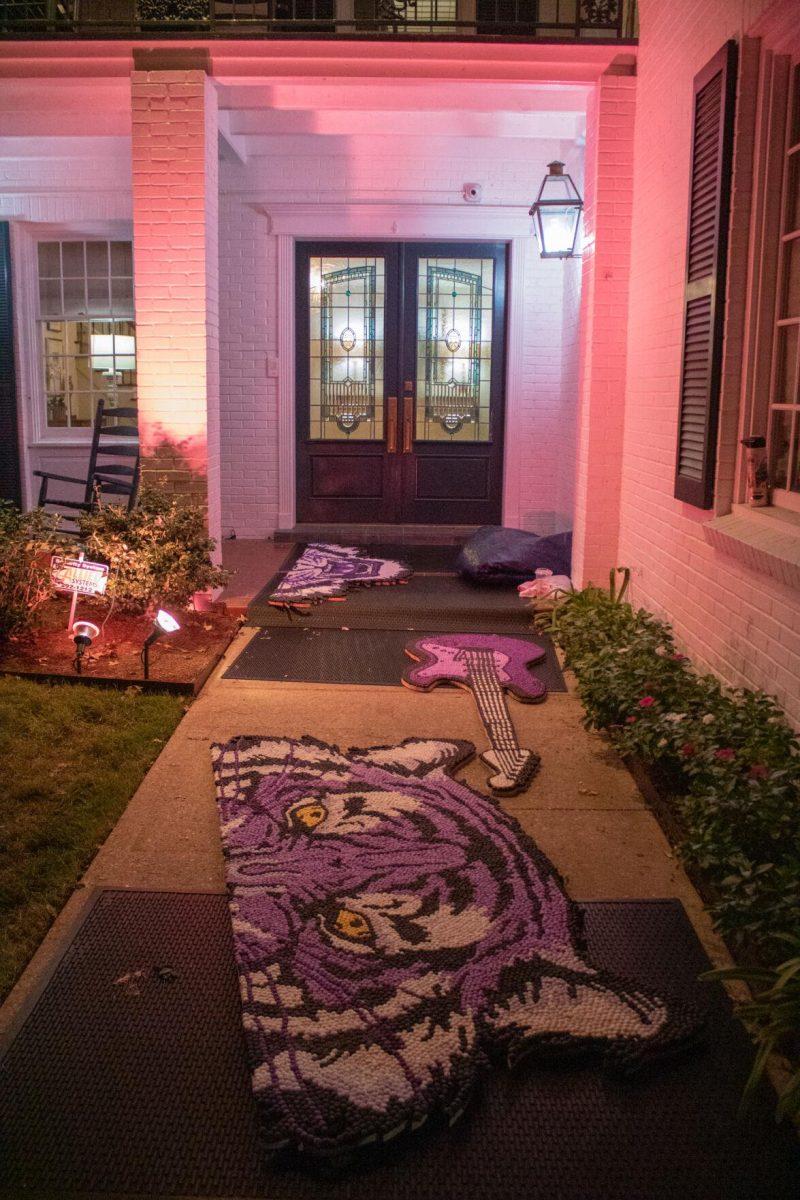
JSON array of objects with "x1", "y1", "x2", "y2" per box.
[{"x1": 296, "y1": 241, "x2": 507, "y2": 525}]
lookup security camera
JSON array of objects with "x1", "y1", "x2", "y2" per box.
[{"x1": 462, "y1": 183, "x2": 482, "y2": 203}]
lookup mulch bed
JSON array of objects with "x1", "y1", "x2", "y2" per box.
[{"x1": 0, "y1": 597, "x2": 239, "y2": 693}]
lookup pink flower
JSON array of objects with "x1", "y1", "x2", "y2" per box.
[
  {"x1": 671, "y1": 653, "x2": 688, "y2": 662},
  {"x1": 638, "y1": 696, "x2": 656, "y2": 708},
  {"x1": 748, "y1": 764, "x2": 770, "y2": 780},
  {"x1": 680, "y1": 742, "x2": 696, "y2": 757},
  {"x1": 714, "y1": 748, "x2": 736, "y2": 762},
  {"x1": 626, "y1": 716, "x2": 637, "y2": 725}
]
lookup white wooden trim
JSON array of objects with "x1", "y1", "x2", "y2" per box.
[
  {"x1": 276, "y1": 233, "x2": 296, "y2": 532},
  {"x1": 268, "y1": 203, "x2": 533, "y2": 531},
  {"x1": 502, "y1": 237, "x2": 528, "y2": 529},
  {"x1": 254, "y1": 202, "x2": 533, "y2": 240}
]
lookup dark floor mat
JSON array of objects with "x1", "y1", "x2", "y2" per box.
[
  {"x1": 224, "y1": 626, "x2": 567, "y2": 691},
  {"x1": 249, "y1": 570, "x2": 531, "y2": 631},
  {"x1": 2, "y1": 892, "x2": 798, "y2": 1200}
]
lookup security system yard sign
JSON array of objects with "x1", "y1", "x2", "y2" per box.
[{"x1": 50, "y1": 553, "x2": 109, "y2": 630}]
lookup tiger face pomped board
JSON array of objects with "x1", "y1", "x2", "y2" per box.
[{"x1": 212, "y1": 734, "x2": 701, "y2": 1160}]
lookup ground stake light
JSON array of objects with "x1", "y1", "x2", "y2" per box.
[
  {"x1": 529, "y1": 161, "x2": 583, "y2": 259},
  {"x1": 141, "y1": 609, "x2": 181, "y2": 681},
  {"x1": 72, "y1": 620, "x2": 100, "y2": 675}
]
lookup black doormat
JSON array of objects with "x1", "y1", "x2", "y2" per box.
[
  {"x1": 223, "y1": 627, "x2": 567, "y2": 691},
  {"x1": 250, "y1": 569, "x2": 532, "y2": 632},
  {"x1": 2, "y1": 891, "x2": 798, "y2": 1200}
]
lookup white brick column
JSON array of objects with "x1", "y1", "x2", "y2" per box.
[
  {"x1": 131, "y1": 58, "x2": 221, "y2": 545},
  {"x1": 571, "y1": 72, "x2": 636, "y2": 587}
]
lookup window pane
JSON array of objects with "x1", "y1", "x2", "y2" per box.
[
  {"x1": 37, "y1": 242, "x2": 61, "y2": 278},
  {"x1": 775, "y1": 324, "x2": 799, "y2": 405},
  {"x1": 85, "y1": 241, "x2": 109, "y2": 276},
  {"x1": 782, "y1": 237, "x2": 800, "y2": 318},
  {"x1": 87, "y1": 275, "x2": 111, "y2": 315},
  {"x1": 309, "y1": 255, "x2": 384, "y2": 441},
  {"x1": 416, "y1": 256, "x2": 493, "y2": 442},
  {"x1": 60, "y1": 241, "x2": 85, "y2": 277},
  {"x1": 770, "y1": 408, "x2": 793, "y2": 489},
  {"x1": 111, "y1": 275, "x2": 134, "y2": 315},
  {"x1": 68, "y1": 392, "x2": 95, "y2": 428},
  {"x1": 787, "y1": 153, "x2": 800, "y2": 234},
  {"x1": 46, "y1": 395, "x2": 69, "y2": 427},
  {"x1": 38, "y1": 278, "x2": 62, "y2": 317},
  {"x1": 110, "y1": 241, "x2": 133, "y2": 275},
  {"x1": 62, "y1": 275, "x2": 87, "y2": 317}
]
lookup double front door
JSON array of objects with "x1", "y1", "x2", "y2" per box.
[{"x1": 296, "y1": 241, "x2": 507, "y2": 525}]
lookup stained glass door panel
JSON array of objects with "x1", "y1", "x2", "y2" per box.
[
  {"x1": 416, "y1": 256, "x2": 494, "y2": 442},
  {"x1": 309, "y1": 254, "x2": 385, "y2": 441}
]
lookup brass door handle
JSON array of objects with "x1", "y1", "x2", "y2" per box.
[
  {"x1": 403, "y1": 406, "x2": 413, "y2": 454},
  {"x1": 386, "y1": 396, "x2": 398, "y2": 454}
]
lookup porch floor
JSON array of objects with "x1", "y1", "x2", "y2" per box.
[{"x1": 0, "y1": 620, "x2": 735, "y2": 1049}]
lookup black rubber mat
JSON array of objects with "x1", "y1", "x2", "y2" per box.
[
  {"x1": 250, "y1": 571, "x2": 532, "y2": 631},
  {"x1": 223, "y1": 626, "x2": 567, "y2": 691},
  {"x1": 2, "y1": 892, "x2": 798, "y2": 1200}
]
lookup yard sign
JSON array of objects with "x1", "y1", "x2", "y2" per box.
[{"x1": 50, "y1": 555, "x2": 109, "y2": 597}]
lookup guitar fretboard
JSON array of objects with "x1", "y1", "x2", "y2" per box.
[{"x1": 463, "y1": 650, "x2": 529, "y2": 779}]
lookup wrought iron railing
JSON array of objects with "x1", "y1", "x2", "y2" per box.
[{"x1": 0, "y1": 0, "x2": 637, "y2": 39}]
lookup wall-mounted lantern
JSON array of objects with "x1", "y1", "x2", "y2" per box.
[{"x1": 529, "y1": 161, "x2": 584, "y2": 259}]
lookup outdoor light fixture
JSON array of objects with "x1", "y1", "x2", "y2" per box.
[
  {"x1": 72, "y1": 620, "x2": 100, "y2": 675},
  {"x1": 141, "y1": 609, "x2": 181, "y2": 681},
  {"x1": 529, "y1": 161, "x2": 584, "y2": 259}
]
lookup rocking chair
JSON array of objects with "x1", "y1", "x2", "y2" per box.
[{"x1": 34, "y1": 398, "x2": 140, "y2": 535}]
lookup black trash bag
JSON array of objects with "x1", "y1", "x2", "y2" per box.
[{"x1": 457, "y1": 526, "x2": 572, "y2": 586}]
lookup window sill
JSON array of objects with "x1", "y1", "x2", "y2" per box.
[{"x1": 704, "y1": 505, "x2": 800, "y2": 589}]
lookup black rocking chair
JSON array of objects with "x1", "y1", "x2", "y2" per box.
[{"x1": 34, "y1": 398, "x2": 141, "y2": 535}]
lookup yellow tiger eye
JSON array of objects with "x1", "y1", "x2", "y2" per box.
[
  {"x1": 291, "y1": 802, "x2": 327, "y2": 830},
  {"x1": 333, "y1": 908, "x2": 372, "y2": 940}
]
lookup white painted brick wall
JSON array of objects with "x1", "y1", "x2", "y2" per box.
[{"x1": 218, "y1": 133, "x2": 583, "y2": 537}]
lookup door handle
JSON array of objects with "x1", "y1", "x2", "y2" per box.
[
  {"x1": 386, "y1": 396, "x2": 398, "y2": 454},
  {"x1": 403, "y1": 405, "x2": 413, "y2": 455}
]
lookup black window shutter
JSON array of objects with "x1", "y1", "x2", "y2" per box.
[
  {"x1": 674, "y1": 40, "x2": 738, "y2": 508},
  {"x1": 0, "y1": 222, "x2": 22, "y2": 507}
]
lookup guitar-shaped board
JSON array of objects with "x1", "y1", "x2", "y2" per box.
[{"x1": 402, "y1": 634, "x2": 547, "y2": 796}]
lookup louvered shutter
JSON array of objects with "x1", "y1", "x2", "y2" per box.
[
  {"x1": 0, "y1": 222, "x2": 22, "y2": 506},
  {"x1": 674, "y1": 41, "x2": 738, "y2": 508}
]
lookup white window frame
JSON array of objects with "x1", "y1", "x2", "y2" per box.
[
  {"x1": 12, "y1": 221, "x2": 135, "y2": 450},
  {"x1": 767, "y1": 59, "x2": 800, "y2": 513}
]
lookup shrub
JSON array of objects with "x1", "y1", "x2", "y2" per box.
[
  {"x1": 76, "y1": 488, "x2": 229, "y2": 613},
  {"x1": 541, "y1": 572, "x2": 800, "y2": 1119},
  {"x1": 0, "y1": 502, "x2": 59, "y2": 642},
  {"x1": 541, "y1": 574, "x2": 800, "y2": 961}
]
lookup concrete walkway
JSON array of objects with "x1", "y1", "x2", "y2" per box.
[{"x1": 0, "y1": 620, "x2": 735, "y2": 1043}]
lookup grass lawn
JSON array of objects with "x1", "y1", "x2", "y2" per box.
[{"x1": 0, "y1": 677, "x2": 184, "y2": 1001}]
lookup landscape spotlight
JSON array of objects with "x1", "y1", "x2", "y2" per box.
[
  {"x1": 72, "y1": 620, "x2": 100, "y2": 675},
  {"x1": 141, "y1": 609, "x2": 181, "y2": 681}
]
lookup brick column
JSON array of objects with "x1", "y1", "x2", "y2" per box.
[
  {"x1": 131, "y1": 57, "x2": 221, "y2": 545},
  {"x1": 571, "y1": 71, "x2": 636, "y2": 587}
]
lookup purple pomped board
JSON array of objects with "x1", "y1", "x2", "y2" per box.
[
  {"x1": 269, "y1": 543, "x2": 412, "y2": 607},
  {"x1": 212, "y1": 734, "x2": 700, "y2": 1160},
  {"x1": 403, "y1": 633, "x2": 547, "y2": 796}
]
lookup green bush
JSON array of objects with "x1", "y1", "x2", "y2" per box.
[
  {"x1": 543, "y1": 573, "x2": 800, "y2": 1119},
  {"x1": 544, "y1": 576, "x2": 800, "y2": 960},
  {"x1": 76, "y1": 488, "x2": 229, "y2": 613},
  {"x1": 0, "y1": 502, "x2": 59, "y2": 642}
]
